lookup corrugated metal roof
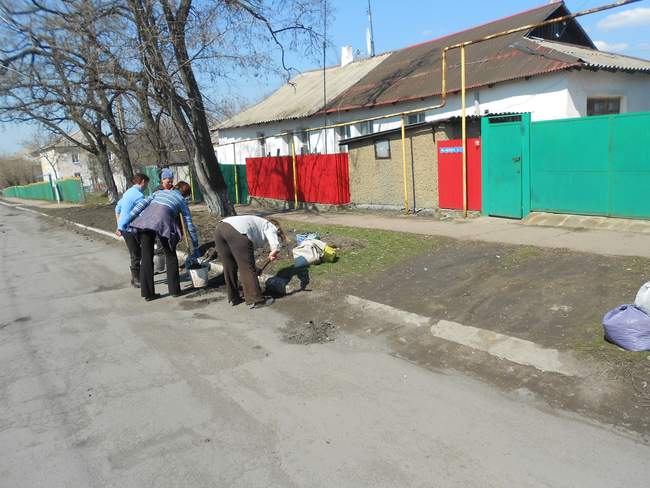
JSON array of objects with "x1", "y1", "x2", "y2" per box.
[
  {"x1": 531, "y1": 39, "x2": 650, "y2": 72},
  {"x1": 322, "y1": 2, "x2": 579, "y2": 113},
  {"x1": 218, "y1": 54, "x2": 390, "y2": 129}
]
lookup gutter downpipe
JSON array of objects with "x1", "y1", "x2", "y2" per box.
[
  {"x1": 291, "y1": 137, "x2": 298, "y2": 208},
  {"x1": 400, "y1": 115, "x2": 409, "y2": 212}
]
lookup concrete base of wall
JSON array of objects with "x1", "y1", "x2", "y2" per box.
[{"x1": 247, "y1": 197, "x2": 351, "y2": 213}]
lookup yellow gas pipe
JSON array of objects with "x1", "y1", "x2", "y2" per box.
[
  {"x1": 291, "y1": 137, "x2": 298, "y2": 208},
  {"x1": 400, "y1": 115, "x2": 409, "y2": 212}
]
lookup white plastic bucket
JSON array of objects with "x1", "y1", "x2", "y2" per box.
[
  {"x1": 153, "y1": 254, "x2": 166, "y2": 273},
  {"x1": 189, "y1": 264, "x2": 209, "y2": 288}
]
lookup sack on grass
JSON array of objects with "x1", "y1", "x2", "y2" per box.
[
  {"x1": 602, "y1": 304, "x2": 650, "y2": 352},
  {"x1": 634, "y1": 281, "x2": 650, "y2": 315},
  {"x1": 292, "y1": 238, "x2": 327, "y2": 267}
]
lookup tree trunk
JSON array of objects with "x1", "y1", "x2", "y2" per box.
[{"x1": 95, "y1": 141, "x2": 119, "y2": 203}]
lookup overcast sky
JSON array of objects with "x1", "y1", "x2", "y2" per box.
[{"x1": 2, "y1": 0, "x2": 648, "y2": 154}]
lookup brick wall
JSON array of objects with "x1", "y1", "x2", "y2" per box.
[{"x1": 348, "y1": 121, "x2": 480, "y2": 210}]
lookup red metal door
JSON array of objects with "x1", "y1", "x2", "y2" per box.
[{"x1": 437, "y1": 138, "x2": 482, "y2": 211}]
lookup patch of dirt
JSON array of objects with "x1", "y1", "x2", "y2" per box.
[{"x1": 282, "y1": 319, "x2": 337, "y2": 345}]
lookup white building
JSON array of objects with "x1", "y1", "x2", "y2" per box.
[
  {"x1": 37, "y1": 131, "x2": 127, "y2": 192},
  {"x1": 214, "y1": 2, "x2": 650, "y2": 160}
]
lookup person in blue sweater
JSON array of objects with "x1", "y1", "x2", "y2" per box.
[
  {"x1": 115, "y1": 173, "x2": 150, "y2": 287},
  {"x1": 120, "y1": 181, "x2": 200, "y2": 301}
]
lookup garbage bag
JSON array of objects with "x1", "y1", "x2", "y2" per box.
[
  {"x1": 602, "y1": 304, "x2": 650, "y2": 352},
  {"x1": 634, "y1": 282, "x2": 650, "y2": 315}
]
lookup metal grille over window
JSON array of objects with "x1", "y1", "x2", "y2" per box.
[{"x1": 587, "y1": 97, "x2": 621, "y2": 116}]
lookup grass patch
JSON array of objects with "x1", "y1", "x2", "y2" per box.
[
  {"x1": 274, "y1": 220, "x2": 441, "y2": 281},
  {"x1": 83, "y1": 192, "x2": 110, "y2": 206}
]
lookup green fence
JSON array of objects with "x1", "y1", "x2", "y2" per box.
[
  {"x1": 2, "y1": 181, "x2": 55, "y2": 201},
  {"x1": 56, "y1": 178, "x2": 86, "y2": 203},
  {"x1": 1, "y1": 178, "x2": 85, "y2": 203},
  {"x1": 219, "y1": 163, "x2": 249, "y2": 205},
  {"x1": 483, "y1": 111, "x2": 650, "y2": 219}
]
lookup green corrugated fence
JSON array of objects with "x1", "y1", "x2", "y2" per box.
[
  {"x1": 56, "y1": 178, "x2": 85, "y2": 203},
  {"x1": 219, "y1": 163, "x2": 249, "y2": 204},
  {"x1": 1, "y1": 181, "x2": 55, "y2": 201},
  {"x1": 1, "y1": 178, "x2": 84, "y2": 203}
]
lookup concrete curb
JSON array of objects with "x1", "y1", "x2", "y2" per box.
[{"x1": 345, "y1": 294, "x2": 584, "y2": 377}]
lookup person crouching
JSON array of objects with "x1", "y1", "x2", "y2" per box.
[{"x1": 214, "y1": 215, "x2": 286, "y2": 309}]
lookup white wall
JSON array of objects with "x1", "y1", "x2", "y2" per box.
[
  {"x1": 215, "y1": 70, "x2": 650, "y2": 164},
  {"x1": 566, "y1": 70, "x2": 650, "y2": 116}
]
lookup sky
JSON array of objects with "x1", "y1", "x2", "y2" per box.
[{"x1": 1, "y1": 0, "x2": 649, "y2": 154}]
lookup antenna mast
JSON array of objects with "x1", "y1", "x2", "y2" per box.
[{"x1": 367, "y1": 0, "x2": 375, "y2": 57}]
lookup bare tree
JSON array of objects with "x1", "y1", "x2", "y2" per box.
[
  {"x1": 0, "y1": 153, "x2": 39, "y2": 188},
  {"x1": 1, "y1": 0, "x2": 327, "y2": 213}
]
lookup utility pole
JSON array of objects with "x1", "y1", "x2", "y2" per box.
[
  {"x1": 323, "y1": 0, "x2": 328, "y2": 153},
  {"x1": 367, "y1": 0, "x2": 376, "y2": 57}
]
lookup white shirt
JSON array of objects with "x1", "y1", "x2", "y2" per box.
[{"x1": 222, "y1": 215, "x2": 281, "y2": 251}]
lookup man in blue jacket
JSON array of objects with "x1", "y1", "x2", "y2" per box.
[{"x1": 115, "y1": 173, "x2": 150, "y2": 287}]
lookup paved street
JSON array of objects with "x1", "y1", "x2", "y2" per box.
[{"x1": 1, "y1": 203, "x2": 650, "y2": 488}]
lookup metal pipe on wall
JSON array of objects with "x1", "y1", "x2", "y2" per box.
[
  {"x1": 400, "y1": 115, "x2": 409, "y2": 212},
  {"x1": 291, "y1": 137, "x2": 298, "y2": 208},
  {"x1": 460, "y1": 45, "x2": 467, "y2": 217}
]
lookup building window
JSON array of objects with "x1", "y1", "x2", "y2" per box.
[
  {"x1": 71, "y1": 152, "x2": 79, "y2": 163},
  {"x1": 374, "y1": 139, "x2": 391, "y2": 159},
  {"x1": 296, "y1": 131, "x2": 309, "y2": 155},
  {"x1": 587, "y1": 97, "x2": 621, "y2": 116},
  {"x1": 336, "y1": 125, "x2": 351, "y2": 140},
  {"x1": 74, "y1": 172, "x2": 81, "y2": 177},
  {"x1": 357, "y1": 121, "x2": 372, "y2": 136},
  {"x1": 257, "y1": 132, "x2": 266, "y2": 155},
  {"x1": 407, "y1": 113, "x2": 426, "y2": 125}
]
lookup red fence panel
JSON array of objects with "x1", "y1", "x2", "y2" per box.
[
  {"x1": 297, "y1": 153, "x2": 350, "y2": 205},
  {"x1": 246, "y1": 153, "x2": 350, "y2": 205},
  {"x1": 245, "y1": 156, "x2": 293, "y2": 201},
  {"x1": 437, "y1": 138, "x2": 482, "y2": 211}
]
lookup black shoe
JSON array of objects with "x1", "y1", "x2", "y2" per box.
[
  {"x1": 229, "y1": 296, "x2": 244, "y2": 306},
  {"x1": 171, "y1": 291, "x2": 183, "y2": 298},
  {"x1": 249, "y1": 297, "x2": 275, "y2": 309},
  {"x1": 144, "y1": 293, "x2": 161, "y2": 302}
]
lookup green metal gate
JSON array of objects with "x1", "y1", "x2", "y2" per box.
[
  {"x1": 482, "y1": 111, "x2": 650, "y2": 219},
  {"x1": 481, "y1": 114, "x2": 531, "y2": 218}
]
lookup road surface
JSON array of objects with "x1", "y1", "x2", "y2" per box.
[{"x1": 1, "y1": 203, "x2": 649, "y2": 488}]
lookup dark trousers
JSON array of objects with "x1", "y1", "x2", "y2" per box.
[
  {"x1": 140, "y1": 230, "x2": 180, "y2": 298},
  {"x1": 123, "y1": 231, "x2": 141, "y2": 283},
  {"x1": 214, "y1": 222, "x2": 263, "y2": 304}
]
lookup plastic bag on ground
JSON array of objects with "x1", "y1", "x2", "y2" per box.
[
  {"x1": 634, "y1": 281, "x2": 650, "y2": 315},
  {"x1": 292, "y1": 238, "x2": 327, "y2": 267},
  {"x1": 602, "y1": 304, "x2": 650, "y2": 352}
]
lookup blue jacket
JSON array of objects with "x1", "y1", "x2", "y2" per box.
[
  {"x1": 125, "y1": 189, "x2": 199, "y2": 249},
  {"x1": 115, "y1": 185, "x2": 145, "y2": 232}
]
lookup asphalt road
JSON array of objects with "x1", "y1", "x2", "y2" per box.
[{"x1": 1, "y1": 203, "x2": 649, "y2": 488}]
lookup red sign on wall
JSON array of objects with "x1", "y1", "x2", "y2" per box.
[{"x1": 437, "y1": 138, "x2": 482, "y2": 211}]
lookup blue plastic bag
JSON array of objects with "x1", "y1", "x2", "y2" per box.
[
  {"x1": 296, "y1": 232, "x2": 320, "y2": 245},
  {"x1": 602, "y1": 304, "x2": 650, "y2": 352}
]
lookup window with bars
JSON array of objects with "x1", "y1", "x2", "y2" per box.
[{"x1": 587, "y1": 97, "x2": 621, "y2": 116}]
